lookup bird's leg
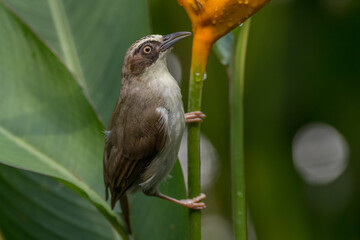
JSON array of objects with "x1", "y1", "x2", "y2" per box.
[
  {"x1": 185, "y1": 111, "x2": 206, "y2": 123},
  {"x1": 146, "y1": 191, "x2": 206, "y2": 210}
]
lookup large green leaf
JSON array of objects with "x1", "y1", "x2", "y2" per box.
[
  {"x1": 0, "y1": 165, "x2": 119, "y2": 240},
  {"x1": 0, "y1": 2, "x2": 127, "y2": 238},
  {"x1": 0, "y1": 0, "x2": 105, "y2": 197},
  {"x1": 4, "y1": 0, "x2": 151, "y2": 124},
  {"x1": 0, "y1": 1, "x2": 188, "y2": 239}
]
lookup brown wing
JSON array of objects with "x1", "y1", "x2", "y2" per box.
[{"x1": 103, "y1": 90, "x2": 167, "y2": 208}]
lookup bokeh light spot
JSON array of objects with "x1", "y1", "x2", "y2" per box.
[{"x1": 292, "y1": 122, "x2": 349, "y2": 185}]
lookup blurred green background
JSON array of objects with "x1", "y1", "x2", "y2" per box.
[
  {"x1": 1, "y1": 0, "x2": 360, "y2": 239},
  {"x1": 160, "y1": 0, "x2": 360, "y2": 239}
]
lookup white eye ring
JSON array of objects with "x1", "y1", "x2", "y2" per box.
[{"x1": 143, "y1": 45, "x2": 152, "y2": 54}]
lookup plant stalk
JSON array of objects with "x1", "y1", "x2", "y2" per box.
[
  {"x1": 230, "y1": 20, "x2": 251, "y2": 240},
  {"x1": 48, "y1": 0, "x2": 86, "y2": 88},
  {"x1": 187, "y1": 34, "x2": 211, "y2": 240}
]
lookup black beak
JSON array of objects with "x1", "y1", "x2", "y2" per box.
[{"x1": 160, "y1": 31, "x2": 192, "y2": 52}]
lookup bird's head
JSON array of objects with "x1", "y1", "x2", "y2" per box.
[{"x1": 122, "y1": 32, "x2": 191, "y2": 79}]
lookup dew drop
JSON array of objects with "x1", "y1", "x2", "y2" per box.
[
  {"x1": 238, "y1": 22, "x2": 244, "y2": 27},
  {"x1": 195, "y1": 72, "x2": 205, "y2": 82},
  {"x1": 195, "y1": 72, "x2": 201, "y2": 82},
  {"x1": 203, "y1": 72, "x2": 207, "y2": 81}
]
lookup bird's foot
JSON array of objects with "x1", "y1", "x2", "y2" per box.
[
  {"x1": 178, "y1": 193, "x2": 207, "y2": 210},
  {"x1": 185, "y1": 111, "x2": 206, "y2": 123},
  {"x1": 155, "y1": 192, "x2": 206, "y2": 210}
]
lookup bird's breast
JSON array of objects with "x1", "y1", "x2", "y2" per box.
[
  {"x1": 138, "y1": 71, "x2": 185, "y2": 191},
  {"x1": 149, "y1": 71, "x2": 184, "y2": 141}
]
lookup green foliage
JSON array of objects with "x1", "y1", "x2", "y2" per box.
[
  {"x1": 0, "y1": 1, "x2": 187, "y2": 239},
  {"x1": 1, "y1": 0, "x2": 360, "y2": 240},
  {"x1": 229, "y1": 21, "x2": 251, "y2": 240},
  {"x1": 213, "y1": 33, "x2": 234, "y2": 66},
  {"x1": 0, "y1": 2, "x2": 126, "y2": 238},
  {"x1": 0, "y1": 165, "x2": 118, "y2": 240}
]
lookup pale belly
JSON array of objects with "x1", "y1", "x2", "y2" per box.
[
  {"x1": 139, "y1": 108, "x2": 185, "y2": 193},
  {"x1": 138, "y1": 74, "x2": 185, "y2": 193}
]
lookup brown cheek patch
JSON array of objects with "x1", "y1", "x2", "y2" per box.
[{"x1": 130, "y1": 53, "x2": 155, "y2": 76}]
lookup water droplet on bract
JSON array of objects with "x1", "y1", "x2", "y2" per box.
[
  {"x1": 195, "y1": 72, "x2": 202, "y2": 82},
  {"x1": 238, "y1": 22, "x2": 244, "y2": 27},
  {"x1": 203, "y1": 72, "x2": 207, "y2": 81}
]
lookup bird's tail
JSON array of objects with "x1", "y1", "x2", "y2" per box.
[
  {"x1": 120, "y1": 195, "x2": 132, "y2": 234},
  {"x1": 107, "y1": 186, "x2": 132, "y2": 233}
]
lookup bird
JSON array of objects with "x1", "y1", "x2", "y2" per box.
[{"x1": 103, "y1": 32, "x2": 206, "y2": 231}]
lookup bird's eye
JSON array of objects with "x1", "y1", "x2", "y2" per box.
[{"x1": 143, "y1": 45, "x2": 152, "y2": 54}]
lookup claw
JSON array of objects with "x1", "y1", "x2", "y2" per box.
[
  {"x1": 154, "y1": 192, "x2": 206, "y2": 210},
  {"x1": 179, "y1": 193, "x2": 207, "y2": 209},
  {"x1": 185, "y1": 111, "x2": 206, "y2": 123}
]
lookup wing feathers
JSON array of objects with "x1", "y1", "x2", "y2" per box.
[{"x1": 103, "y1": 92, "x2": 168, "y2": 208}]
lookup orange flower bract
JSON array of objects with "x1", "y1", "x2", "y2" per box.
[{"x1": 178, "y1": 0, "x2": 270, "y2": 46}]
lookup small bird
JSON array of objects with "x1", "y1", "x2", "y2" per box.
[{"x1": 103, "y1": 32, "x2": 206, "y2": 230}]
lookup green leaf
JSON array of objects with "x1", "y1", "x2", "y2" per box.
[
  {"x1": 0, "y1": 165, "x2": 119, "y2": 240},
  {"x1": 213, "y1": 32, "x2": 235, "y2": 66},
  {"x1": 0, "y1": 1, "x2": 188, "y2": 239},
  {"x1": 0, "y1": 3, "x2": 127, "y2": 238},
  {"x1": 4, "y1": 0, "x2": 151, "y2": 124},
  {"x1": 229, "y1": 20, "x2": 251, "y2": 240}
]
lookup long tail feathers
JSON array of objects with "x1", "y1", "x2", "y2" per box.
[
  {"x1": 107, "y1": 187, "x2": 132, "y2": 233},
  {"x1": 120, "y1": 195, "x2": 132, "y2": 233}
]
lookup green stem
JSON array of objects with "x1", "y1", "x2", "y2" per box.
[
  {"x1": 187, "y1": 74, "x2": 203, "y2": 240},
  {"x1": 187, "y1": 36, "x2": 210, "y2": 240},
  {"x1": 48, "y1": 0, "x2": 86, "y2": 88},
  {"x1": 230, "y1": 20, "x2": 251, "y2": 240}
]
